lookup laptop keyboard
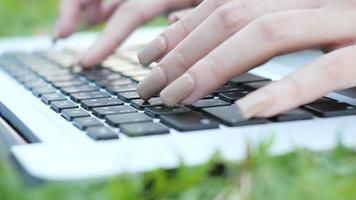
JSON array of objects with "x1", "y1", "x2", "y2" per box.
[{"x1": 1, "y1": 49, "x2": 356, "y2": 141}]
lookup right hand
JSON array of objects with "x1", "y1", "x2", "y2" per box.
[{"x1": 53, "y1": 0, "x2": 201, "y2": 68}]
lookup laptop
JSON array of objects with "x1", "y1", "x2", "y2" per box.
[{"x1": 1, "y1": 28, "x2": 356, "y2": 182}]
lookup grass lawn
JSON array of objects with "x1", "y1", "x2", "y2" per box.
[
  {"x1": 1, "y1": 1, "x2": 356, "y2": 199},
  {"x1": 0, "y1": 0, "x2": 167, "y2": 38},
  {"x1": 1, "y1": 140, "x2": 356, "y2": 200}
]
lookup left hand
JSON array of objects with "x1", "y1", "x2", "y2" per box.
[{"x1": 137, "y1": 0, "x2": 356, "y2": 119}]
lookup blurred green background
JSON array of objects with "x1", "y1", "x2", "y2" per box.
[{"x1": 0, "y1": 0, "x2": 167, "y2": 38}]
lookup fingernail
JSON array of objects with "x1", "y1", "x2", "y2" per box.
[
  {"x1": 160, "y1": 73, "x2": 195, "y2": 107},
  {"x1": 138, "y1": 36, "x2": 166, "y2": 66},
  {"x1": 235, "y1": 93, "x2": 273, "y2": 119},
  {"x1": 137, "y1": 66, "x2": 167, "y2": 100}
]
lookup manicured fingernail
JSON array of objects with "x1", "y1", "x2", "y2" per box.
[
  {"x1": 160, "y1": 73, "x2": 195, "y2": 107},
  {"x1": 235, "y1": 93, "x2": 273, "y2": 119},
  {"x1": 138, "y1": 36, "x2": 166, "y2": 66},
  {"x1": 137, "y1": 66, "x2": 167, "y2": 100}
]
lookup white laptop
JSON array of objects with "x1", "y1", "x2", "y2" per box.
[{"x1": 1, "y1": 28, "x2": 356, "y2": 182}]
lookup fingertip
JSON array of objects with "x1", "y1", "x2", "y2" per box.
[
  {"x1": 234, "y1": 92, "x2": 273, "y2": 119},
  {"x1": 137, "y1": 66, "x2": 167, "y2": 100},
  {"x1": 138, "y1": 36, "x2": 166, "y2": 66},
  {"x1": 160, "y1": 73, "x2": 195, "y2": 107}
]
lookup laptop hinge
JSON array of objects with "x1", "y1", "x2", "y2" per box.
[{"x1": 0, "y1": 101, "x2": 40, "y2": 144}]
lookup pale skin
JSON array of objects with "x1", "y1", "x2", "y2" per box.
[{"x1": 55, "y1": 0, "x2": 356, "y2": 119}]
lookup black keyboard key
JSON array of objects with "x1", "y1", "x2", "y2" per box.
[
  {"x1": 116, "y1": 91, "x2": 141, "y2": 102},
  {"x1": 106, "y1": 84, "x2": 137, "y2": 94},
  {"x1": 243, "y1": 81, "x2": 271, "y2": 90},
  {"x1": 121, "y1": 122, "x2": 169, "y2": 137},
  {"x1": 218, "y1": 91, "x2": 249, "y2": 103},
  {"x1": 160, "y1": 112, "x2": 218, "y2": 132},
  {"x1": 41, "y1": 93, "x2": 67, "y2": 104},
  {"x1": 90, "y1": 73, "x2": 123, "y2": 81},
  {"x1": 96, "y1": 79, "x2": 133, "y2": 87},
  {"x1": 32, "y1": 86, "x2": 57, "y2": 97},
  {"x1": 106, "y1": 113, "x2": 152, "y2": 127},
  {"x1": 309, "y1": 97, "x2": 336, "y2": 105},
  {"x1": 304, "y1": 102, "x2": 356, "y2": 117},
  {"x1": 87, "y1": 127, "x2": 119, "y2": 141},
  {"x1": 24, "y1": 79, "x2": 47, "y2": 90},
  {"x1": 61, "y1": 85, "x2": 99, "y2": 95},
  {"x1": 212, "y1": 84, "x2": 245, "y2": 94},
  {"x1": 45, "y1": 75, "x2": 78, "y2": 82},
  {"x1": 203, "y1": 105, "x2": 268, "y2": 127},
  {"x1": 92, "y1": 105, "x2": 136, "y2": 118},
  {"x1": 52, "y1": 79, "x2": 87, "y2": 88},
  {"x1": 62, "y1": 108, "x2": 91, "y2": 121},
  {"x1": 230, "y1": 73, "x2": 270, "y2": 85},
  {"x1": 271, "y1": 109, "x2": 313, "y2": 122},
  {"x1": 70, "y1": 91, "x2": 111, "y2": 102},
  {"x1": 50, "y1": 100, "x2": 78, "y2": 113},
  {"x1": 81, "y1": 98, "x2": 124, "y2": 110},
  {"x1": 131, "y1": 98, "x2": 163, "y2": 110},
  {"x1": 192, "y1": 99, "x2": 230, "y2": 109},
  {"x1": 73, "y1": 117, "x2": 103, "y2": 130},
  {"x1": 144, "y1": 105, "x2": 191, "y2": 118}
]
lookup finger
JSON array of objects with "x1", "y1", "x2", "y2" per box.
[
  {"x1": 54, "y1": 0, "x2": 90, "y2": 39},
  {"x1": 138, "y1": 0, "x2": 231, "y2": 66},
  {"x1": 78, "y1": 0, "x2": 196, "y2": 68},
  {"x1": 159, "y1": 8, "x2": 356, "y2": 106},
  {"x1": 84, "y1": 0, "x2": 125, "y2": 26},
  {"x1": 237, "y1": 45, "x2": 356, "y2": 119},
  {"x1": 137, "y1": 0, "x2": 325, "y2": 100},
  {"x1": 322, "y1": 38, "x2": 356, "y2": 53},
  {"x1": 168, "y1": 8, "x2": 194, "y2": 24}
]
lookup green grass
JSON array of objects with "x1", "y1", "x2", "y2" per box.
[
  {"x1": 2, "y1": 140, "x2": 356, "y2": 200},
  {"x1": 0, "y1": 0, "x2": 167, "y2": 38}
]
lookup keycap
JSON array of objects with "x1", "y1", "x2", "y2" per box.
[
  {"x1": 212, "y1": 84, "x2": 245, "y2": 94},
  {"x1": 62, "y1": 108, "x2": 91, "y2": 121},
  {"x1": 131, "y1": 98, "x2": 163, "y2": 110},
  {"x1": 243, "y1": 81, "x2": 271, "y2": 90},
  {"x1": 106, "y1": 113, "x2": 152, "y2": 127},
  {"x1": 144, "y1": 105, "x2": 191, "y2": 117},
  {"x1": 218, "y1": 91, "x2": 249, "y2": 103},
  {"x1": 96, "y1": 79, "x2": 133, "y2": 87},
  {"x1": 81, "y1": 98, "x2": 124, "y2": 110},
  {"x1": 304, "y1": 102, "x2": 356, "y2": 117},
  {"x1": 24, "y1": 79, "x2": 47, "y2": 90},
  {"x1": 87, "y1": 127, "x2": 119, "y2": 140},
  {"x1": 92, "y1": 105, "x2": 137, "y2": 118},
  {"x1": 61, "y1": 85, "x2": 99, "y2": 95},
  {"x1": 45, "y1": 75, "x2": 78, "y2": 82},
  {"x1": 203, "y1": 105, "x2": 268, "y2": 127},
  {"x1": 32, "y1": 86, "x2": 57, "y2": 97},
  {"x1": 90, "y1": 73, "x2": 123, "y2": 81},
  {"x1": 116, "y1": 91, "x2": 141, "y2": 102},
  {"x1": 41, "y1": 93, "x2": 67, "y2": 104},
  {"x1": 160, "y1": 112, "x2": 218, "y2": 132},
  {"x1": 73, "y1": 117, "x2": 103, "y2": 130},
  {"x1": 52, "y1": 79, "x2": 87, "y2": 88},
  {"x1": 308, "y1": 97, "x2": 336, "y2": 105},
  {"x1": 70, "y1": 91, "x2": 111, "y2": 102},
  {"x1": 50, "y1": 100, "x2": 78, "y2": 113},
  {"x1": 230, "y1": 73, "x2": 270, "y2": 85},
  {"x1": 121, "y1": 122, "x2": 169, "y2": 137},
  {"x1": 271, "y1": 109, "x2": 313, "y2": 122},
  {"x1": 106, "y1": 84, "x2": 137, "y2": 94},
  {"x1": 192, "y1": 99, "x2": 230, "y2": 109}
]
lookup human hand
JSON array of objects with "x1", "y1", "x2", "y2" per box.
[
  {"x1": 137, "y1": 0, "x2": 356, "y2": 119},
  {"x1": 54, "y1": 0, "x2": 201, "y2": 68}
]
